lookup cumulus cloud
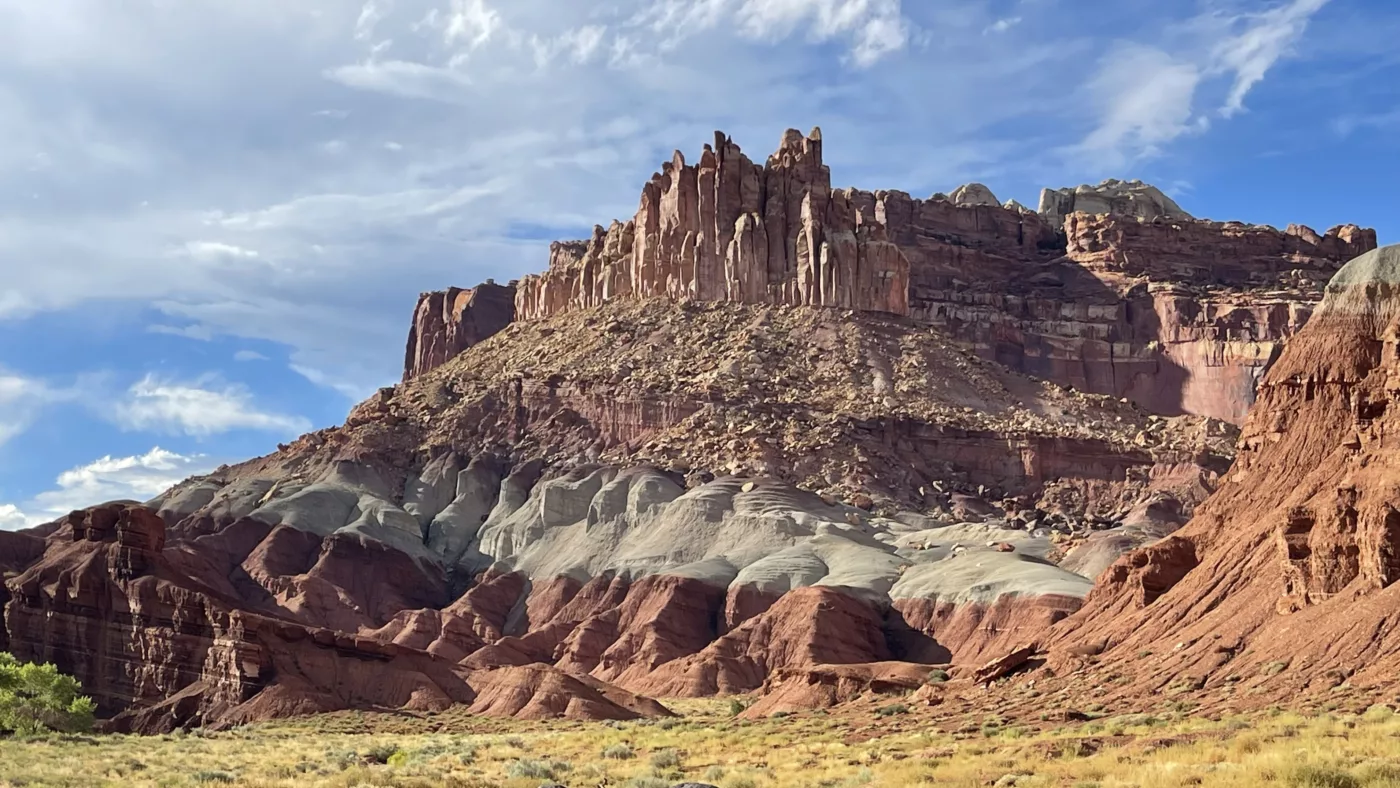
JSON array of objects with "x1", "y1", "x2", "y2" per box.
[
  {"x1": 0, "y1": 504, "x2": 28, "y2": 530},
  {"x1": 0, "y1": 447, "x2": 216, "y2": 529},
  {"x1": 234, "y1": 349, "x2": 270, "y2": 361},
  {"x1": 110, "y1": 374, "x2": 311, "y2": 437}
]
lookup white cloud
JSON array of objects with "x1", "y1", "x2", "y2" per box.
[
  {"x1": 0, "y1": 504, "x2": 29, "y2": 530},
  {"x1": 148, "y1": 323, "x2": 216, "y2": 341},
  {"x1": 1074, "y1": 0, "x2": 1332, "y2": 166},
  {"x1": 1213, "y1": 0, "x2": 1331, "y2": 117},
  {"x1": 629, "y1": 0, "x2": 911, "y2": 66},
  {"x1": 0, "y1": 448, "x2": 217, "y2": 529},
  {"x1": 438, "y1": 0, "x2": 502, "y2": 50},
  {"x1": 110, "y1": 374, "x2": 311, "y2": 437},
  {"x1": 183, "y1": 241, "x2": 261, "y2": 261},
  {"x1": 0, "y1": 371, "x2": 64, "y2": 447},
  {"x1": 234, "y1": 349, "x2": 270, "y2": 361},
  {"x1": 985, "y1": 17, "x2": 1021, "y2": 35},
  {"x1": 1080, "y1": 45, "x2": 1206, "y2": 166}
]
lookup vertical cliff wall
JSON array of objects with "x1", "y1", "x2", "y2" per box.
[
  {"x1": 404, "y1": 282, "x2": 516, "y2": 381},
  {"x1": 409, "y1": 128, "x2": 1376, "y2": 423}
]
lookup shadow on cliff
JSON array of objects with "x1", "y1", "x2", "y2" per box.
[{"x1": 971, "y1": 256, "x2": 1191, "y2": 418}]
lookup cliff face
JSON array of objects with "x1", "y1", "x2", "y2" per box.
[
  {"x1": 514, "y1": 129, "x2": 911, "y2": 322},
  {"x1": 1032, "y1": 245, "x2": 1400, "y2": 709},
  {"x1": 412, "y1": 129, "x2": 1372, "y2": 424},
  {"x1": 403, "y1": 282, "x2": 516, "y2": 381}
]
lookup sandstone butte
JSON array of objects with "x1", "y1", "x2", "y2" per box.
[{"x1": 0, "y1": 127, "x2": 1389, "y2": 733}]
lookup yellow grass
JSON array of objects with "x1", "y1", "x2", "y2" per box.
[{"x1": 4, "y1": 700, "x2": 1400, "y2": 787}]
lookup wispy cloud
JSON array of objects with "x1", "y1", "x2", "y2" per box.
[
  {"x1": 0, "y1": 447, "x2": 217, "y2": 529},
  {"x1": 110, "y1": 374, "x2": 311, "y2": 437},
  {"x1": 182, "y1": 241, "x2": 262, "y2": 262},
  {"x1": 1073, "y1": 0, "x2": 1332, "y2": 167},
  {"x1": 1213, "y1": 0, "x2": 1331, "y2": 118},
  {"x1": 0, "y1": 370, "x2": 74, "y2": 447}
]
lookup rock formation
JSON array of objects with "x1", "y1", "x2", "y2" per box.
[
  {"x1": 1038, "y1": 179, "x2": 1192, "y2": 228},
  {"x1": 3, "y1": 503, "x2": 664, "y2": 732},
  {"x1": 3, "y1": 127, "x2": 1384, "y2": 731},
  {"x1": 477, "y1": 131, "x2": 1373, "y2": 423},
  {"x1": 515, "y1": 129, "x2": 910, "y2": 321},
  {"x1": 403, "y1": 281, "x2": 515, "y2": 381},
  {"x1": 1033, "y1": 244, "x2": 1400, "y2": 708}
]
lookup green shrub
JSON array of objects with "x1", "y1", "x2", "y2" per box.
[
  {"x1": 728, "y1": 698, "x2": 748, "y2": 716},
  {"x1": 602, "y1": 742, "x2": 635, "y2": 760},
  {"x1": 192, "y1": 771, "x2": 236, "y2": 784},
  {"x1": 875, "y1": 703, "x2": 909, "y2": 717},
  {"x1": 926, "y1": 669, "x2": 950, "y2": 684},
  {"x1": 506, "y1": 758, "x2": 570, "y2": 780},
  {"x1": 650, "y1": 747, "x2": 681, "y2": 769},
  {"x1": 0, "y1": 653, "x2": 97, "y2": 735},
  {"x1": 361, "y1": 742, "x2": 400, "y2": 764}
]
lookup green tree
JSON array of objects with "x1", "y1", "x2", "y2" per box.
[{"x1": 0, "y1": 653, "x2": 98, "y2": 735}]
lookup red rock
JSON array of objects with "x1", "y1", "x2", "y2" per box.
[
  {"x1": 515, "y1": 129, "x2": 911, "y2": 321},
  {"x1": 508, "y1": 129, "x2": 1374, "y2": 425},
  {"x1": 973, "y1": 644, "x2": 1038, "y2": 684},
  {"x1": 1043, "y1": 245, "x2": 1400, "y2": 703},
  {"x1": 630, "y1": 586, "x2": 890, "y2": 697},
  {"x1": 745, "y1": 661, "x2": 932, "y2": 716},
  {"x1": 403, "y1": 281, "x2": 516, "y2": 381}
]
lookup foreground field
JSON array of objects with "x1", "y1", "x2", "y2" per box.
[{"x1": 5, "y1": 699, "x2": 1400, "y2": 787}]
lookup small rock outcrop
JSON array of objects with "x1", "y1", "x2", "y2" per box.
[
  {"x1": 1038, "y1": 179, "x2": 1192, "y2": 228},
  {"x1": 404, "y1": 282, "x2": 516, "y2": 381}
]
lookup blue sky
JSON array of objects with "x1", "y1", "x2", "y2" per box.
[{"x1": 1, "y1": 0, "x2": 1396, "y2": 528}]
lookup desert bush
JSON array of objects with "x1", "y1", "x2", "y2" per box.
[
  {"x1": 926, "y1": 669, "x2": 950, "y2": 684},
  {"x1": 362, "y1": 742, "x2": 401, "y2": 764},
  {"x1": 875, "y1": 703, "x2": 909, "y2": 717},
  {"x1": 602, "y1": 742, "x2": 635, "y2": 760},
  {"x1": 650, "y1": 747, "x2": 681, "y2": 769},
  {"x1": 0, "y1": 654, "x2": 97, "y2": 735},
  {"x1": 507, "y1": 758, "x2": 570, "y2": 780}
]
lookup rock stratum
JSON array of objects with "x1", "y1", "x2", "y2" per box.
[
  {"x1": 0, "y1": 128, "x2": 1383, "y2": 732},
  {"x1": 1027, "y1": 244, "x2": 1400, "y2": 708}
]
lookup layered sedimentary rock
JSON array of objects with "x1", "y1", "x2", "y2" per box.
[
  {"x1": 503, "y1": 129, "x2": 1376, "y2": 423},
  {"x1": 1038, "y1": 179, "x2": 1192, "y2": 228},
  {"x1": 17, "y1": 296, "x2": 1231, "y2": 728},
  {"x1": 515, "y1": 129, "x2": 911, "y2": 321},
  {"x1": 9, "y1": 128, "x2": 1385, "y2": 730},
  {"x1": 1, "y1": 503, "x2": 666, "y2": 732},
  {"x1": 403, "y1": 282, "x2": 515, "y2": 381},
  {"x1": 925, "y1": 214, "x2": 1377, "y2": 423},
  {"x1": 1034, "y1": 245, "x2": 1400, "y2": 706}
]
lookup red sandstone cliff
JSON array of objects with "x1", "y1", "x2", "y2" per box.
[
  {"x1": 1031, "y1": 245, "x2": 1400, "y2": 708},
  {"x1": 515, "y1": 129, "x2": 910, "y2": 322},
  {"x1": 427, "y1": 129, "x2": 1373, "y2": 424},
  {"x1": 403, "y1": 281, "x2": 516, "y2": 381}
]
